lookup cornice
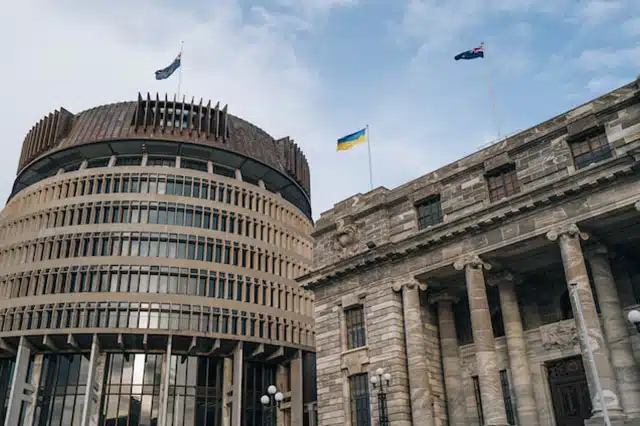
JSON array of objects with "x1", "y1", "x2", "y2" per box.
[{"x1": 300, "y1": 154, "x2": 638, "y2": 290}]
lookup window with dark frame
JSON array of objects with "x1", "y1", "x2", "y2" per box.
[
  {"x1": 416, "y1": 195, "x2": 443, "y2": 230},
  {"x1": 116, "y1": 156, "x2": 143, "y2": 166},
  {"x1": 147, "y1": 156, "x2": 176, "y2": 167},
  {"x1": 349, "y1": 373, "x2": 372, "y2": 426},
  {"x1": 500, "y1": 369, "x2": 517, "y2": 425},
  {"x1": 345, "y1": 305, "x2": 366, "y2": 350},
  {"x1": 570, "y1": 132, "x2": 612, "y2": 169},
  {"x1": 487, "y1": 164, "x2": 520, "y2": 202},
  {"x1": 181, "y1": 158, "x2": 209, "y2": 172},
  {"x1": 472, "y1": 375, "x2": 484, "y2": 425}
]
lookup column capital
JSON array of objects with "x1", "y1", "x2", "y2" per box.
[
  {"x1": 546, "y1": 223, "x2": 589, "y2": 242},
  {"x1": 428, "y1": 290, "x2": 459, "y2": 305},
  {"x1": 453, "y1": 254, "x2": 491, "y2": 271},
  {"x1": 392, "y1": 279, "x2": 427, "y2": 293},
  {"x1": 486, "y1": 270, "x2": 522, "y2": 287}
]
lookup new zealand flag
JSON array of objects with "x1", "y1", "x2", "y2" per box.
[
  {"x1": 454, "y1": 43, "x2": 485, "y2": 61},
  {"x1": 155, "y1": 53, "x2": 181, "y2": 80}
]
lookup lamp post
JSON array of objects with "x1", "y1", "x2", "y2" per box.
[
  {"x1": 260, "y1": 385, "x2": 284, "y2": 426},
  {"x1": 370, "y1": 368, "x2": 392, "y2": 426},
  {"x1": 628, "y1": 309, "x2": 640, "y2": 334}
]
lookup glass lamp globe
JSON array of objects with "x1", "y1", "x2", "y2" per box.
[
  {"x1": 275, "y1": 392, "x2": 284, "y2": 402},
  {"x1": 628, "y1": 309, "x2": 640, "y2": 324},
  {"x1": 260, "y1": 395, "x2": 270, "y2": 405},
  {"x1": 383, "y1": 373, "x2": 391, "y2": 382},
  {"x1": 268, "y1": 385, "x2": 277, "y2": 395},
  {"x1": 376, "y1": 367, "x2": 384, "y2": 376},
  {"x1": 370, "y1": 375, "x2": 379, "y2": 384}
]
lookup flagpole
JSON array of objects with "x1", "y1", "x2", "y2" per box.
[
  {"x1": 177, "y1": 40, "x2": 184, "y2": 99},
  {"x1": 366, "y1": 124, "x2": 373, "y2": 191},
  {"x1": 483, "y1": 42, "x2": 502, "y2": 140}
]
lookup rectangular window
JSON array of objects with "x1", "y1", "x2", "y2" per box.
[
  {"x1": 487, "y1": 164, "x2": 520, "y2": 202},
  {"x1": 181, "y1": 158, "x2": 208, "y2": 172},
  {"x1": 500, "y1": 370, "x2": 516, "y2": 425},
  {"x1": 570, "y1": 132, "x2": 612, "y2": 170},
  {"x1": 349, "y1": 374, "x2": 371, "y2": 426},
  {"x1": 116, "y1": 156, "x2": 142, "y2": 166},
  {"x1": 147, "y1": 156, "x2": 176, "y2": 167},
  {"x1": 345, "y1": 306, "x2": 366, "y2": 350},
  {"x1": 472, "y1": 375, "x2": 484, "y2": 425},
  {"x1": 416, "y1": 195, "x2": 443, "y2": 230}
]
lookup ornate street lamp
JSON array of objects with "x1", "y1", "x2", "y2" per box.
[
  {"x1": 370, "y1": 368, "x2": 392, "y2": 426},
  {"x1": 628, "y1": 309, "x2": 640, "y2": 333},
  {"x1": 260, "y1": 385, "x2": 284, "y2": 426}
]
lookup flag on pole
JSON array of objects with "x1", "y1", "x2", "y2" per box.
[
  {"x1": 155, "y1": 53, "x2": 182, "y2": 80},
  {"x1": 337, "y1": 128, "x2": 367, "y2": 151},
  {"x1": 454, "y1": 43, "x2": 484, "y2": 61}
]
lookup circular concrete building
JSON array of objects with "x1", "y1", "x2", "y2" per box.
[{"x1": 0, "y1": 93, "x2": 316, "y2": 426}]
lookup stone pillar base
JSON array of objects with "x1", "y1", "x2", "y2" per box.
[{"x1": 584, "y1": 415, "x2": 629, "y2": 426}]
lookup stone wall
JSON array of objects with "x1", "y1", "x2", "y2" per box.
[
  {"x1": 310, "y1": 77, "x2": 640, "y2": 273},
  {"x1": 305, "y1": 78, "x2": 640, "y2": 426}
]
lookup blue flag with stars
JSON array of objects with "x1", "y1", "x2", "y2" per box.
[{"x1": 155, "y1": 53, "x2": 181, "y2": 80}]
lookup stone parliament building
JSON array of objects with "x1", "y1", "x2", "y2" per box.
[{"x1": 301, "y1": 77, "x2": 640, "y2": 426}]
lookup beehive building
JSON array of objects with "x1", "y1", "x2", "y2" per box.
[{"x1": 0, "y1": 93, "x2": 317, "y2": 426}]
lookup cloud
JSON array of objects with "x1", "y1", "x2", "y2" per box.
[
  {"x1": 0, "y1": 0, "x2": 339, "y2": 215},
  {"x1": 393, "y1": 0, "x2": 570, "y2": 52},
  {"x1": 585, "y1": 75, "x2": 631, "y2": 93},
  {"x1": 578, "y1": 46, "x2": 640, "y2": 71},
  {"x1": 578, "y1": 0, "x2": 622, "y2": 24},
  {"x1": 2, "y1": 0, "x2": 639, "y2": 221}
]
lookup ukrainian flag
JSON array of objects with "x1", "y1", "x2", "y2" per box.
[{"x1": 337, "y1": 127, "x2": 367, "y2": 151}]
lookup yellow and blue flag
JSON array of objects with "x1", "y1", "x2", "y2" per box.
[{"x1": 337, "y1": 127, "x2": 367, "y2": 151}]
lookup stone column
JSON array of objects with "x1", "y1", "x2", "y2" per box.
[
  {"x1": 487, "y1": 271, "x2": 540, "y2": 426},
  {"x1": 428, "y1": 291, "x2": 466, "y2": 426},
  {"x1": 586, "y1": 244, "x2": 640, "y2": 420},
  {"x1": 80, "y1": 334, "x2": 106, "y2": 426},
  {"x1": 453, "y1": 255, "x2": 508, "y2": 426},
  {"x1": 392, "y1": 280, "x2": 435, "y2": 426},
  {"x1": 232, "y1": 343, "x2": 244, "y2": 426},
  {"x1": 546, "y1": 224, "x2": 625, "y2": 422}
]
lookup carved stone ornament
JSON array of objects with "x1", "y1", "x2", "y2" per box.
[
  {"x1": 546, "y1": 223, "x2": 589, "y2": 242},
  {"x1": 539, "y1": 321, "x2": 580, "y2": 351},
  {"x1": 341, "y1": 347, "x2": 370, "y2": 376},
  {"x1": 462, "y1": 356, "x2": 477, "y2": 376},
  {"x1": 427, "y1": 290, "x2": 459, "y2": 305},
  {"x1": 453, "y1": 254, "x2": 492, "y2": 271},
  {"x1": 332, "y1": 217, "x2": 360, "y2": 254},
  {"x1": 392, "y1": 280, "x2": 427, "y2": 293}
]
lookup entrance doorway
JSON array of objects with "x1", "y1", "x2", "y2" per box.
[{"x1": 547, "y1": 356, "x2": 592, "y2": 426}]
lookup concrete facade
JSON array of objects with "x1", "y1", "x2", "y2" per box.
[
  {"x1": 0, "y1": 94, "x2": 317, "y2": 426},
  {"x1": 301, "y1": 77, "x2": 640, "y2": 426}
]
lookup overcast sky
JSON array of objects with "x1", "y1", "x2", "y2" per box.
[{"x1": 1, "y1": 0, "x2": 639, "y2": 219}]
